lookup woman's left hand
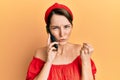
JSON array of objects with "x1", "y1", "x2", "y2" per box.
[{"x1": 80, "y1": 43, "x2": 94, "y2": 62}]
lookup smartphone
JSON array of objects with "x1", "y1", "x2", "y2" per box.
[{"x1": 50, "y1": 33, "x2": 58, "y2": 50}]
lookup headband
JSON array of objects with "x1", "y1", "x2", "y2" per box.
[{"x1": 45, "y1": 3, "x2": 73, "y2": 23}]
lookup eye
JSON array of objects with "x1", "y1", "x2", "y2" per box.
[
  {"x1": 64, "y1": 25, "x2": 70, "y2": 28},
  {"x1": 52, "y1": 26, "x2": 59, "y2": 29}
]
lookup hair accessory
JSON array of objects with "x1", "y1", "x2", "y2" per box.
[{"x1": 45, "y1": 3, "x2": 73, "y2": 23}]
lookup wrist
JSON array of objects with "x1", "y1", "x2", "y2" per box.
[
  {"x1": 45, "y1": 61, "x2": 52, "y2": 66},
  {"x1": 82, "y1": 59, "x2": 91, "y2": 65}
]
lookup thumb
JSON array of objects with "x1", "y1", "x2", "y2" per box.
[{"x1": 47, "y1": 33, "x2": 51, "y2": 45}]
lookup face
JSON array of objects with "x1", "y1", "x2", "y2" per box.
[{"x1": 49, "y1": 14, "x2": 73, "y2": 45}]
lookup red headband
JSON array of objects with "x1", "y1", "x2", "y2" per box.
[{"x1": 45, "y1": 3, "x2": 73, "y2": 23}]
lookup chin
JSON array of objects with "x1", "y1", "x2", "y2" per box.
[{"x1": 59, "y1": 41, "x2": 67, "y2": 46}]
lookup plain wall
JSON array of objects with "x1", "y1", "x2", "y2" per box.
[{"x1": 0, "y1": 0, "x2": 120, "y2": 80}]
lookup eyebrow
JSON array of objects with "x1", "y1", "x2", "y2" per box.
[
  {"x1": 50, "y1": 24, "x2": 71, "y2": 27},
  {"x1": 50, "y1": 26, "x2": 59, "y2": 28}
]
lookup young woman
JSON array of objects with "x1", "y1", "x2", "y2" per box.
[{"x1": 26, "y1": 3, "x2": 96, "y2": 80}]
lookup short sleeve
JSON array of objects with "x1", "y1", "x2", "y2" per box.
[
  {"x1": 91, "y1": 59, "x2": 97, "y2": 80},
  {"x1": 26, "y1": 57, "x2": 45, "y2": 80}
]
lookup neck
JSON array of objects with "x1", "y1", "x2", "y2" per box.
[{"x1": 57, "y1": 42, "x2": 70, "y2": 55}]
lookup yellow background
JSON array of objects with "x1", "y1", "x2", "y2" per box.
[{"x1": 0, "y1": 0, "x2": 120, "y2": 80}]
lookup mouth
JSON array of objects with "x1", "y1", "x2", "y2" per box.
[{"x1": 58, "y1": 39, "x2": 66, "y2": 42}]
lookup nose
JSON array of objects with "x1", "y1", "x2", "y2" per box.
[{"x1": 60, "y1": 27, "x2": 64, "y2": 37}]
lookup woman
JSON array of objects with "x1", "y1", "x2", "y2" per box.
[{"x1": 26, "y1": 3, "x2": 96, "y2": 80}]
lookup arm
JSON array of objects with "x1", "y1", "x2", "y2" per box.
[
  {"x1": 34, "y1": 46, "x2": 58, "y2": 80},
  {"x1": 34, "y1": 62, "x2": 52, "y2": 80},
  {"x1": 34, "y1": 46, "x2": 57, "y2": 80},
  {"x1": 81, "y1": 59, "x2": 94, "y2": 80},
  {"x1": 80, "y1": 43, "x2": 95, "y2": 80},
  {"x1": 34, "y1": 35, "x2": 59, "y2": 80}
]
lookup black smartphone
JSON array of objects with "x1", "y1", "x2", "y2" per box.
[
  {"x1": 47, "y1": 27, "x2": 58, "y2": 50},
  {"x1": 50, "y1": 33, "x2": 58, "y2": 50}
]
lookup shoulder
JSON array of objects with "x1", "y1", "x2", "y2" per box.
[
  {"x1": 34, "y1": 46, "x2": 47, "y2": 61},
  {"x1": 69, "y1": 43, "x2": 82, "y2": 55},
  {"x1": 73, "y1": 43, "x2": 82, "y2": 49},
  {"x1": 70, "y1": 43, "x2": 82, "y2": 50}
]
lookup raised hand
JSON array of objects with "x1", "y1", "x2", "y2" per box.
[
  {"x1": 80, "y1": 43, "x2": 94, "y2": 62},
  {"x1": 46, "y1": 34, "x2": 59, "y2": 64}
]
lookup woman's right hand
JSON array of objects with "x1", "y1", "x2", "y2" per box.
[{"x1": 46, "y1": 34, "x2": 59, "y2": 64}]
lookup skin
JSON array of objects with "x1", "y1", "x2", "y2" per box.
[{"x1": 34, "y1": 14, "x2": 94, "y2": 80}]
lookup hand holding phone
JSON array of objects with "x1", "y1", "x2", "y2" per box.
[
  {"x1": 50, "y1": 33, "x2": 58, "y2": 50},
  {"x1": 47, "y1": 27, "x2": 58, "y2": 50}
]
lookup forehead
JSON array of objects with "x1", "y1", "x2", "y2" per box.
[{"x1": 50, "y1": 14, "x2": 71, "y2": 26}]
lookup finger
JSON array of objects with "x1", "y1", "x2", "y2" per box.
[
  {"x1": 80, "y1": 47, "x2": 85, "y2": 54},
  {"x1": 85, "y1": 43, "x2": 94, "y2": 53},
  {"x1": 83, "y1": 43, "x2": 93, "y2": 49},
  {"x1": 51, "y1": 47, "x2": 57, "y2": 51},
  {"x1": 84, "y1": 43, "x2": 94, "y2": 54},
  {"x1": 47, "y1": 33, "x2": 51, "y2": 45},
  {"x1": 84, "y1": 48, "x2": 89, "y2": 54},
  {"x1": 49, "y1": 42, "x2": 59, "y2": 49},
  {"x1": 48, "y1": 47, "x2": 57, "y2": 53},
  {"x1": 83, "y1": 43, "x2": 90, "y2": 53},
  {"x1": 80, "y1": 49, "x2": 85, "y2": 55},
  {"x1": 81, "y1": 48, "x2": 88, "y2": 54},
  {"x1": 83, "y1": 43, "x2": 89, "y2": 48}
]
